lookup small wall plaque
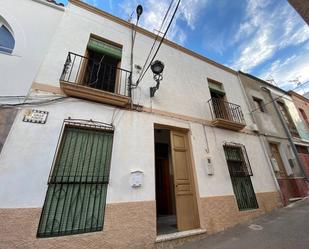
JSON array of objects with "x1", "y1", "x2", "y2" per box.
[{"x1": 23, "y1": 109, "x2": 49, "y2": 124}]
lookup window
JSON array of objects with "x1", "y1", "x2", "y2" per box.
[
  {"x1": 208, "y1": 79, "x2": 228, "y2": 119},
  {"x1": 82, "y1": 36, "x2": 122, "y2": 93},
  {"x1": 299, "y1": 108, "x2": 309, "y2": 129},
  {"x1": 223, "y1": 144, "x2": 258, "y2": 210},
  {"x1": 0, "y1": 16, "x2": 15, "y2": 54},
  {"x1": 208, "y1": 79, "x2": 225, "y2": 98},
  {"x1": 277, "y1": 101, "x2": 299, "y2": 137},
  {"x1": 37, "y1": 123, "x2": 114, "y2": 237},
  {"x1": 252, "y1": 97, "x2": 266, "y2": 112}
]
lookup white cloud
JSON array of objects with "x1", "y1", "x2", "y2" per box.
[
  {"x1": 230, "y1": 0, "x2": 309, "y2": 72},
  {"x1": 119, "y1": 0, "x2": 208, "y2": 45},
  {"x1": 258, "y1": 52, "x2": 309, "y2": 94}
]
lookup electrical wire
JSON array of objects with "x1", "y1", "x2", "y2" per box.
[
  {"x1": 132, "y1": 0, "x2": 175, "y2": 88},
  {"x1": 249, "y1": 80, "x2": 309, "y2": 114},
  {"x1": 0, "y1": 97, "x2": 68, "y2": 108},
  {"x1": 135, "y1": 0, "x2": 181, "y2": 87},
  {"x1": 0, "y1": 95, "x2": 27, "y2": 98},
  {"x1": 88, "y1": 55, "x2": 105, "y2": 86}
]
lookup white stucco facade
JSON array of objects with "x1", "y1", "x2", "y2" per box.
[
  {"x1": 0, "y1": 1, "x2": 279, "y2": 211},
  {"x1": 0, "y1": 0, "x2": 64, "y2": 97}
]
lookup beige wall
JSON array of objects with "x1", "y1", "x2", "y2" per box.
[
  {"x1": 0, "y1": 191, "x2": 281, "y2": 249},
  {"x1": 238, "y1": 73, "x2": 287, "y2": 138},
  {"x1": 239, "y1": 73, "x2": 305, "y2": 177},
  {"x1": 200, "y1": 192, "x2": 281, "y2": 234}
]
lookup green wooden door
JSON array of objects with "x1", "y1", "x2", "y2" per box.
[{"x1": 224, "y1": 145, "x2": 258, "y2": 211}]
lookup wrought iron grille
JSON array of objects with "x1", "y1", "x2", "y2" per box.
[
  {"x1": 223, "y1": 144, "x2": 253, "y2": 177},
  {"x1": 37, "y1": 122, "x2": 114, "y2": 237},
  {"x1": 60, "y1": 52, "x2": 131, "y2": 97},
  {"x1": 230, "y1": 176, "x2": 259, "y2": 211},
  {"x1": 223, "y1": 144, "x2": 258, "y2": 210},
  {"x1": 208, "y1": 98, "x2": 246, "y2": 125}
]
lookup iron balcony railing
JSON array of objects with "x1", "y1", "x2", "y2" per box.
[
  {"x1": 208, "y1": 98, "x2": 246, "y2": 125},
  {"x1": 60, "y1": 52, "x2": 131, "y2": 97}
]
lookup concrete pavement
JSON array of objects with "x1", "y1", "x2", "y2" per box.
[{"x1": 177, "y1": 198, "x2": 309, "y2": 249}]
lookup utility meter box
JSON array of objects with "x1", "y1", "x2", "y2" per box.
[{"x1": 130, "y1": 170, "x2": 143, "y2": 188}]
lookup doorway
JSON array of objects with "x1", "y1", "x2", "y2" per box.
[
  {"x1": 210, "y1": 89, "x2": 228, "y2": 120},
  {"x1": 154, "y1": 127, "x2": 199, "y2": 235},
  {"x1": 81, "y1": 36, "x2": 122, "y2": 93},
  {"x1": 269, "y1": 143, "x2": 295, "y2": 204}
]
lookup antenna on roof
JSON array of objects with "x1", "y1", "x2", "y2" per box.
[
  {"x1": 289, "y1": 77, "x2": 305, "y2": 94},
  {"x1": 128, "y1": 9, "x2": 135, "y2": 22},
  {"x1": 265, "y1": 75, "x2": 278, "y2": 86}
]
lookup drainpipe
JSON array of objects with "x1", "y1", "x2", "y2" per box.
[
  {"x1": 261, "y1": 87, "x2": 309, "y2": 181},
  {"x1": 236, "y1": 73, "x2": 282, "y2": 194}
]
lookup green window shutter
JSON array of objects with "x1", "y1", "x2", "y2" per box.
[
  {"x1": 37, "y1": 126, "x2": 113, "y2": 237},
  {"x1": 87, "y1": 38, "x2": 122, "y2": 60},
  {"x1": 208, "y1": 81, "x2": 225, "y2": 95},
  {"x1": 223, "y1": 145, "x2": 258, "y2": 211}
]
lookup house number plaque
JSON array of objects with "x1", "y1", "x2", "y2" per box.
[{"x1": 23, "y1": 109, "x2": 49, "y2": 124}]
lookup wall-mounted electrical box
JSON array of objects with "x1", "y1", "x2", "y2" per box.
[
  {"x1": 130, "y1": 170, "x2": 143, "y2": 188},
  {"x1": 206, "y1": 156, "x2": 214, "y2": 175},
  {"x1": 271, "y1": 157, "x2": 280, "y2": 172}
]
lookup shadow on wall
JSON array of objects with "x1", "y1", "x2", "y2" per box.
[{"x1": 0, "y1": 108, "x2": 18, "y2": 152}]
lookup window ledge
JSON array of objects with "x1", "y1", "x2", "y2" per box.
[{"x1": 155, "y1": 228, "x2": 207, "y2": 243}]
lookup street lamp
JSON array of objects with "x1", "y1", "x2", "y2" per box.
[
  {"x1": 150, "y1": 60, "x2": 165, "y2": 97},
  {"x1": 136, "y1": 5, "x2": 143, "y2": 21}
]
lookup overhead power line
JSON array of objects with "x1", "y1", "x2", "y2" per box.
[
  {"x1": 133, "y1": 0, "x2": 175, "y2": 88},
  {"x1": 0, "y1": 97, "x2": 68, "y2": 109},
  {"x1": 135, "y1": 0, "x2": 181, "y2": 87},
  {"x1": 249, "y1": 80, "x2": 309, "y2": 114}
]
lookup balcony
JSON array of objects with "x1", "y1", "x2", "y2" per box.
[
  {"x1": 59, "y1": 52, "x2": 131, "y2": 107},
  {"x1": 208, "y1": 98, "x2": 246, "y2": 131}
]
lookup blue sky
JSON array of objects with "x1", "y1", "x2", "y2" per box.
[{"x1": 59, "y1": 0, "x2": 309, "y2": 93}]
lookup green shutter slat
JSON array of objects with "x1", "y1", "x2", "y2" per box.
[
  {"x1": 208, "y1": 81, "x2": 225, "y2": 95},
  {"x1": 88, "y1": 38, "x2": 122, "y2": 60},
  {"x1": 37, "y1": 126, "x2": 113, "y2": 238}
]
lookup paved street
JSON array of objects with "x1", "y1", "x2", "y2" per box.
[{"x1": 177, "y1": 198, "x2": 309, "y2": 249}]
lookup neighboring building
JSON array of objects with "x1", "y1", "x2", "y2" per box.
[
  {"x1": 0, "y1": 0, "x2": 64, "y2": 152},
  {"x1": 0, "y1": 1, "x2": 282, "y2": 248},
  {"x1": 288, "y1": 91, "x2": 309, "y2": 183},
  {"x1": 288, "y1": 0, "x2": 309, "y2": 25},
  {"x1": 239, "y1": 72, "x2": 308, "y2": 206}
]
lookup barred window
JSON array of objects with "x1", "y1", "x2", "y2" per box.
[
  {"x1": 223, "y1": 143, "x2": 258, "y2": 211},
  {"x1": 223, "y1": 144, "x2": 253, "y2": 177},
  {"x1": 37, "y1": 123, "x2": 114, "y2": 237}
]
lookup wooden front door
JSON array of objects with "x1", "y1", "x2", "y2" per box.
[
  {"x1": 269, "y1": 143, "x2": 294, "y2": 203},
  {"x1": 170, "y1": 131, "x2": 199, "y2": 231},
  {"x1": 269, "y1": 143, "x2": 289, "y2": 178}
]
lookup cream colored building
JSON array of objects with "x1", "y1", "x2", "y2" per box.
[
  {"x1": 0, "y1": 1, "x2": 282, "y2": 248},
  {"x1": 239, "y1": 72, "x2": 309, "y2": 206}
]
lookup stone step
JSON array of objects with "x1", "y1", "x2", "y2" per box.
[{"x1": 289, "y1": 197, "x2": 303, "y2": 202}]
